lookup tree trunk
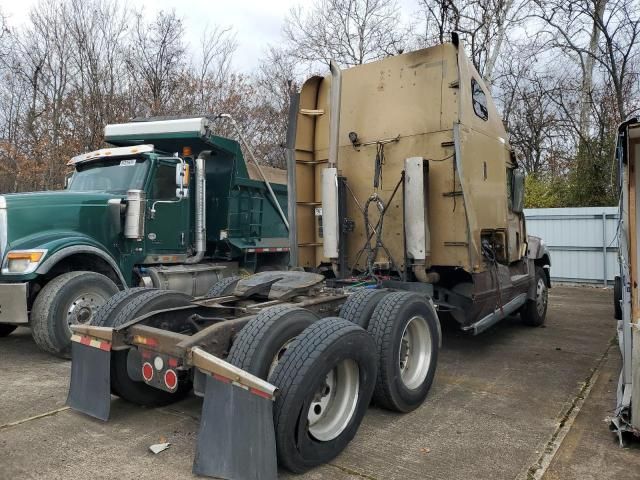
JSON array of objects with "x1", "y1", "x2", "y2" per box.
[
  {"x1": 484, "y1": 0, "x2": 514, "y2": 90},
  {"x1": 579, "y1": 0, "x2": 608, "y2": 137}
]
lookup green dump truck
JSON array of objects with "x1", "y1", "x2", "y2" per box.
[{"x1": 0, "y1": 116, "x2": 289, "y2": 357}]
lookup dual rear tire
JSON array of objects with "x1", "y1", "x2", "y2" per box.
[
  {"x1": 228, "y1": 308, "x2": 376, "y2": 472},
  {"x1": 269, "y1": 317, "x2": 377, "y2": 473},
  {"x1": 227, "y1": 290, "x2": 440, "y2": 472},
  {"x1": 341, "y1": 289, "x2": 440, "y2": 412}
]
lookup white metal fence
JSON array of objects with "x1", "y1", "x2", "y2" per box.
[{"x1": 524, "y1": 207, "x2": 619, "y2": 286}]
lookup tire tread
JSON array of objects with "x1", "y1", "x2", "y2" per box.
[
  {"x1": 227, "y1": 304, "x2": 297, "y2": 370},
  {"x1": 206, "y1": 275, "x2": 242, "y2": 298}
]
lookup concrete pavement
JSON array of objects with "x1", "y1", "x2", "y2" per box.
[{"x1": 0, "y1": 286, "x2": 628, "y2": 479}]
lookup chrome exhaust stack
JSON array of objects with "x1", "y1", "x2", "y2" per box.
[
  {"x1": 186, "y1": 152, "x2": 208, "y2": 264},
  {"x1": 323, "y1": 60, "x2": 342, "y2": 269}
]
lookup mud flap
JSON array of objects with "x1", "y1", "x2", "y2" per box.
[
  {"x1": 66, "y1": 335, "x2": 112, "y2": 421},
  {"x1": 190, "y1": 347, "x2": 277, "y2": 480}
]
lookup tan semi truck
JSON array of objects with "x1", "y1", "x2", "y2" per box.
[
  {"x1": 67, "y1": 36, "x2": 550, "y2": 478},
  {"x1": 289, "y1": 33, "x2": 551, "y2": 333}
]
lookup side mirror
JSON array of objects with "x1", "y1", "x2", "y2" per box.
[
  {"x1": 64, "y1": 172, "x2": 74, "y2": 189},
  {"x1": 175, "y1": 162, "x2": 190, "y2": 198},
  {"x1": 511, "y1": 169, "x2": 525, "y2": 213}
]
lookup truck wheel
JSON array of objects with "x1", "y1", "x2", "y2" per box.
[
  {"x1": 91, "y1": 287, "x2": 151, "y2": 327},
  {"x1": 31, "y1": 271, "x2": 119, "y2": 358},
  {"x1": 367, "y1": 291, "x2": 439, "y2": 412},
  {"x1": 614, "y1": 275, "x2": 622, "y2": 320},
  {"x1": 108, "y1": 290, "x2": 194, "y2": 407},
  {"x1": 206, "y1": 275, "x2": 242, "y2": 298},
  {"x1": 227, "y1": 305, "x2": 319, "y2": 379},
  {"x1": 0, "y1": 324, "x2": 17, "y2": 337},
  {"x1": 521, "y1": 266, "x2": 548, "y2": 327},
  {"x1": 271, "y1": 317, "x2": 377, "y2": 473},
  {"x1": 339, "y1": 288, "x2": 389, "y2": 328}
]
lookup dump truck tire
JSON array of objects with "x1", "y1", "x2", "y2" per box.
[
  {"x1": 91, "y1": 287, "x2": 151, "y2": 327},
  {"x1": 31, "y1": 271, "x2": 119, "y2": 358},
  {"x1": 89, "y1": 287, "x2": 152, "y2": 398},
  {"x1": 227, "y1": 305, "x2": 319, "y2": 379},
  {"x1": 521, "y1": 267, "x2": 548, "y2": 327},
  {"x1": 271, "y1": 317, "x2": 377, "y2": 473},
  {"x1": 0, "y1": 324, "x2": 17, "y2": 337},
  {"x1": 367, "y1": 291, "x2": 439, "y2": 412},
  {"x1": 206, "y1": 275, "x2": 242, "y2": 297},
  {"x1": 614, "y1": 275, "x2": 622, "y2": 320},
  {"x1": 108, "y1": 290, "x2": 193, "y2": 407},
  {"x1": 339, "y1": 288, "x2": 390, "y2": 328}
]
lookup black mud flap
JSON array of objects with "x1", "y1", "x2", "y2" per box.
[
  {"x1": 192, "y1": 373, "x2": 277, "y2": 480},
  {"x1": 66, "y1": 340, "x2": 112, "y2": 421}
]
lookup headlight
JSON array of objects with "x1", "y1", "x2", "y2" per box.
[{"x1": 3, "y1": 250, "x2": 47, "y2": 274}]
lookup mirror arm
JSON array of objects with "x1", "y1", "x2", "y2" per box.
[{"x1": 150, "y1": 156, "x2": 186, "y2": 219}]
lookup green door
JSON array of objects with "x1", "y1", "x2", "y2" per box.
[{"x1": 145, "y1": 160, "x2": 190, "y2": 255}]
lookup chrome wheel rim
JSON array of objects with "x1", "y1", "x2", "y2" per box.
[
  {"x1": 536, "y1": 278, "x2": 548, "y2": 317},
  {"x1": 268, "y1": 338, "x2": 295, "y2": 378},
  {"x1": 307, "y1": 359, "x2": 359, "y2": 441},
  {"x1": 66, "y1": 292, "x2": 108, "y2": 332},
  {"x1": 399, "y1": 315, "x2": 432, "y2": 389}
]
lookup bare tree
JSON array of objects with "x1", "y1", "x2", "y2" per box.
[
  {"x1": 66, "y1": 0, "x2": 131, "y2": 149},
  {"x1": 193, "y1": 24, "x2": 237, "y2": 113},
  {"x1": 534, "y1": 0, "x2": 640, "y2": 126},
  {"x1": 0, "y1": 8, "x2": 9, "y2": 60},
  {"x1": 283, "y1": 0, "x2": 407, "y2": 67},
  {"x1": 417, "y1": 0, "x2": 532, "y2": 87},
  {"x1": 127, "y1": 10, "x2": 187, "y2": 116}
]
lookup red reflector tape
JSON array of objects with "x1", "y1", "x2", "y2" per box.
[
  {"x1": 246, "y1": 247, "x2": 290, "y2": 253},
  {"x1": 208, "y1": 372, "x2": 274, "y2": 399},
  {"x1": 71, "y1": 334, "x2": 111, "y2": 352},
  {"x1": 212, "y1": 373, "x2": 231, "y2": 384},
  {"x1": 250, "y1": 387, "x2": 273, "y2": 400}
]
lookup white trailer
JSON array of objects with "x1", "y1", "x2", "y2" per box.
[{"x1": 612, "y1": 118, "x2": 640, "y2": 441}]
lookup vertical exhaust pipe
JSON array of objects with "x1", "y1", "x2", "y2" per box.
[
  {"x1": 404, "y1": 157, "x2": 438, "y2": 283},
  {"x1": 328, "y1": 60, "x2": 342, "y2": 169},
  {"x1": 323, "y1": 60, "x2": 342, "y2": 266},
  {"x1": 186, "y1": 152, "x2": 208, "y2": 264}
]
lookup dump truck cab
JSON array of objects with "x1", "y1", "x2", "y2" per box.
[{"x1": 0, "y1": 117, "x2": 289, "y2": 356}]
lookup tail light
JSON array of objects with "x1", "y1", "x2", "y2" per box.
[{"x1": 164, "y1": 369, "x2": 178, "y2": 390}]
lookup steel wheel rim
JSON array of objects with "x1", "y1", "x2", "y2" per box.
[
  {"x1": 399, "y1": 315, "x2": 432, "y2": 390},
  {"x1": 268, "y1": 338, "x2": 295, "y2": 378},
  {"x1": 307, "y1": 359, "x2": 359, "y2": 442},
  {"x1": 66, "y1": 291, "x2": 108, "y2": 332},
  {"x1": 536, "y1": 278, "x2": 548, "y2": 317}
]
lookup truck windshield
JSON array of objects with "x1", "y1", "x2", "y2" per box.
[{"x1": 68, "y1": 158, "x2": 149, "y2": 194}]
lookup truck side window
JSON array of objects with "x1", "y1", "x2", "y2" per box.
[
  {"x1": 471, "y1": 78, "x2": 488, "y2": 121},
  {"x1": 154, "y1": 164, "x2": 177, "y2": 199}
]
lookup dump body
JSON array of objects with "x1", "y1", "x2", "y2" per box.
[{"x1": 291, "y1": 41, "x2": 550, "y2": 330}]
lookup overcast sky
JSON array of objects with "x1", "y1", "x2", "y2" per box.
[{"x1": 1, "y1": 0, "x2": 420, "y2": 73}]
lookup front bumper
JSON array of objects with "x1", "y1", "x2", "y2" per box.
[{"x1": 0, "y1": 283, "x2": 29, "y2": 324}]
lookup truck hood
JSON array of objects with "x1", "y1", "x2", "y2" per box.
[{"x1": 1, "y1": 191, "x2": 123, "y2": 253}]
